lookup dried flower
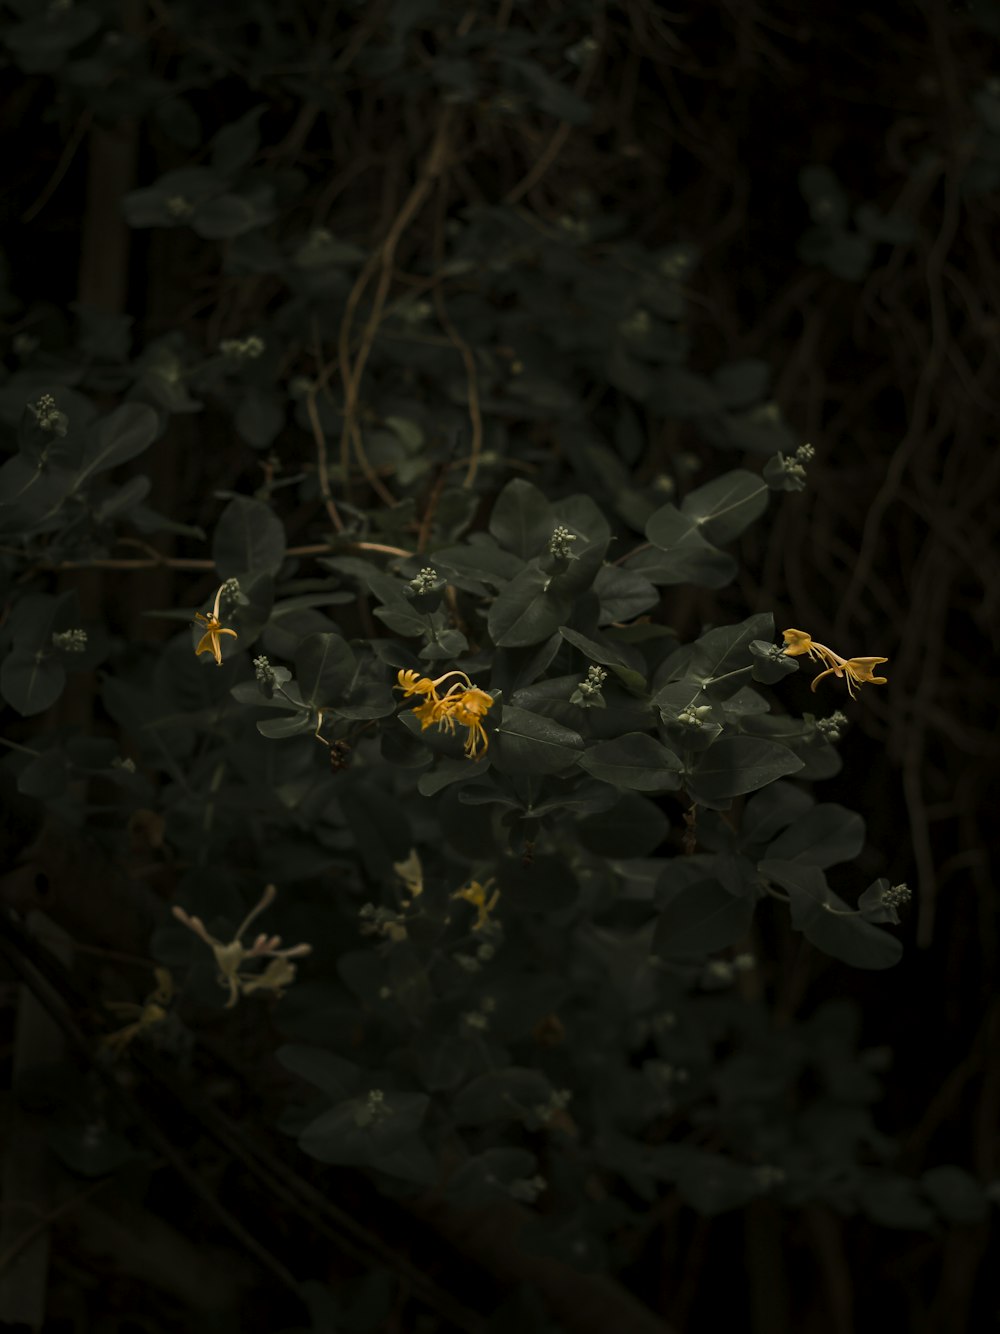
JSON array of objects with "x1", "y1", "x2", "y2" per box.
[
  {"x1": 103, "y1": 967, "x2": 173, "y2": 1056},
  {"x1": 171, "y1": 884, "x2": 310, "y2": 1008}
]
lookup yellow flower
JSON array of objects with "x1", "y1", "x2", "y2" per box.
[
  {"x1": 810, "y1": 655, "x2": 889, "y2": 699},
  {"x1": 171, "y1": 883, "x2": 311, "y2": 1008},
  {"x1": 446, "y1": 686, "x2": 493, "y2": 759},
  {"x1": 396, "y1": 668, "x2": 494, "y2": 759},
  {"x1": 453, "y1": 878, "x2": 500, "y2": 930},
  {"x1": 781, "y1": 628, "x2": 821, "y2": 659},
  {"x1": 781, "y1": 628, "x2": 888, "y2": 699},
  {"x1": 194, "y1": 584, "x2": 238, "y2": 666}
]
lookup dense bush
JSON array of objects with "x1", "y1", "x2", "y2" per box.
[{"x1": 1, "y1": 3, "x2": 996, "y2": 1331}]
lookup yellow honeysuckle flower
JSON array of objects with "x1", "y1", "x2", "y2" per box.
[
  {"x1": 453, "y1": 877, "x2": 499, "y2": 930},
  {"x1": 396, "y1": 668, "x2": 494, "y2": 759},
  {"x1": 781, "y1": 628, "x2": 821, "y2": 659},
  {"x1": 446, "y1": 686, "x2": 493, "y2": 759},
  {"x1": 194, "y1": 584, "x2": 238, "y2": 666},
  {"x1": 781, "y1": 628, "x2": 888, "y2": 699},
  {"x1": 810, "y1": 655, "x2": 889, "y2": 699}
]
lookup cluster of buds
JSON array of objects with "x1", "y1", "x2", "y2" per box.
[
  {"x1": 358, "y1": 902, "x2": 409, "y2": 944},
  {"x1": 881, "y1": 882, "x2": 911, "y2": 910},
  {"x1": 815, "y1": 710, "x2": 849, "y2": 742},
  {"x1": 462, "y1": 996, "x2": 496, "y2": 1033},
  {"x1": 547, "y1": 524, "x2": 577, "y2": 559},
  {"x1": 703, "y1": 953, "x2": 755, "y2": 987},
  {"x1": 52, "y1": 628, "x2": 87, "y2": 653},
  {"x1": 781, "y1": 629, "x2": 888, "y2": 699},
  {"x1": 220, "y1": 335, "x2": 265, "y2": 360},
  {"x1": 28, "y1": 393, "x2": 68, "y2": 436},
  {"x1": 165, "y1": 195, "x2": 194, "y2": 219},
  {"x1": 355, "y1": 1088, "x2": 392, "y2": 1128},
  {"x1": 171, "y1": 884, "x2": 311, "y2": 1008},
  {"x1": 407, "y1": 567, "x2": 439, "y2": 595},
  {"x1": 677, "y1": 703, "x2": 714, "y2": 728},
  {"x1": 765, "y1": 442, "x2": 816, "y2": 492},
  {"x1": 571, "y1": 664, "x2": 607, "y2": 709},
  {"x1": 395, "y1": 668, "x2": 494, "y2": 760}
]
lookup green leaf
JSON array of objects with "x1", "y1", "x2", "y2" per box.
[
  {"x1": 212, "y1": 495, "x2": 286, "y2": 578},
  {"x1": 299, "y1": 1092, "x2": 431, "y2": 1172},
  {"x1": 857, "y1": 1176, "x2": 935, "y2": 1230},
  {"x1": 761, "y1": 859, "x2": 902, "y2": 970},
  {"x1": 712, "y1": 359, "x2": 771, "y2": 409},
  {"x1": 492, "y1": 704, "x2": 584, "y2": 776},
  {"x1": 593, "y1": 563, "x2": 660, "y2": 624},
  {"x1": 765, "y1": 803, "x2": 865, "y2": 868},
  {"x1": 680, "y1": 469, "x2": 769, "y2": 545},
  {"x1": 689, "y1": 613, "x2": 775, "y2": 695},
  {"x1": 920, "y1": 1166, "x2": 990, "y2": 1225},
  {"x1": 446, "y1": 1148, "x2": 539, "y2": 1208},
  {"x1": 1, "y1": 649, "x2": 66, "y2": 717},
  {"x1": 16, "y1": 747, "x2": 69, "y2": 797},
  {"x1": 192, "y1": 192, "x2": 271, "y2": 239},
  {"x1": 433, "y1": 541, "x2": 523, "y2": 590},
  {"x1": 276, "y1": 1046, "x2": 361, "y2": 1102},
  {"x1": 295, "y1": 632, "x2": 357, "y2": 709},
  {"x1": 257, "y1": 712, "x2": 314, "y2": 738},
  {"x1": 687, "y1": 737, "x2": 803, "y2": 803},
  {"x1": 488, "y1": 565, "x2": 573, "y2": 648},
  {"x1": 453, "y1": 1068, "x2": 552, "y2": 1127},
  {"x1": 496, "y1": 854, "x2": 578, "y2": 913},
  {"x1": 579, "y1": 732, "x2": 682, "y2": 792},
  {"x1": 654, "y1": 879, "x2": 755, "y2": 957},
  {"x1": 739, "y1": 782, "x2": 814, "y2": 848},
  {"x1": 211, "y1": 106, "x2": 265, "y2": 175},
  {"x1": 577, "y1": 793, "x2": 670, "y2": 857},
  {"x1": 488, "y1": 478, "x2": 553, "y2": 560},
  {"x1": 749, "y1": 639, "x2": 799, "y2": 683},
  {"x1": 640, "y1": 504, "x2": 737, "y2": 586},
  {"x1": 235, "y1": 389, "x2": 284, "y2": 448},
  {"x1": 78, "y1": 404, "x2": 158, "y2": 485}
]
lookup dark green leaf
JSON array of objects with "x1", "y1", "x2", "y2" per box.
[
  {"x1": 578, "y1": 793, "x2": 669, "y2": 857},
  {"x1": 78, "y1": 404, "x2": 158, "y2": 483},
  {"x1": 654, "y1": 879, "x2": 755, "y2": 957},
  {"x1": 1, "y1": 649, "x2": 66, "y2": 717},
  {"x1": 687, "y1": 737, "x2": 803, "y2": 803},
  {"x1": 488, "y1": 478, "x2": 553, "y2": 560},
  {"x1": 680, "y1": 469, "x2": 769, "y2": 545},
  {"x1": 453, "y1": 1068, "x2": 552, "y2": 1127},
  {"x1": 496, "y1": 854, "x2": 578, "y2": 913},
  {"x1": 920, "y1": 1166, "x2": 990, "y2": 1224},
  {"x1": 761, "y1": 859, "x2": 903, "y2": 970},
  {"x1": 277, "y1": 1046, "x2": 361, "y2": 1102},
  {"x1": 579, "y1": 732, "x2": 682, "y2": 792},
  {"x1": 295, "y1": 632, "x2": 357, "y2": 709},
  {"x1": 488, "y1": 565, "x2": 573, "y2": 648},
  {"x1": 212, "y1": 495, "x2": 286, "y2": 577},
  {"x1": 492, "y1": 705, "x2": 583, "y2": 775},
  {"x1": 765, "y1": 803, "x2": 865, "y2": 868}
]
